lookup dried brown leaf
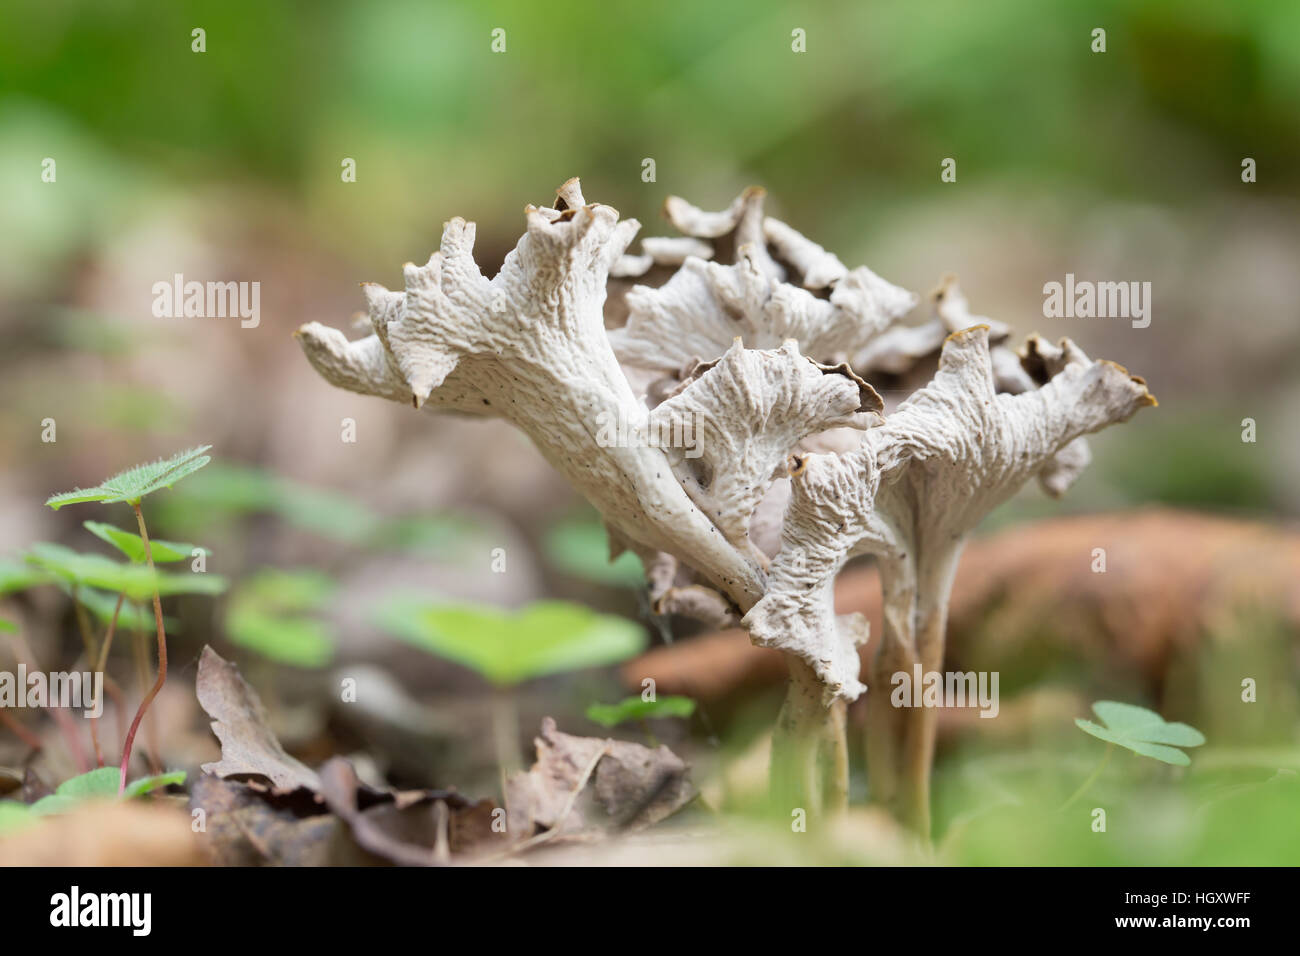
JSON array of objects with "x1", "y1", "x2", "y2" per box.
[
  {"x1": 317, "y1": 757, "x2": 498, "y2": 866},
  {"x1": 505, "y1": 717, "x2": 696, "y2": 840},
  {"x1": 196, "y1": 645, "x2": 321, "y2": 793}
]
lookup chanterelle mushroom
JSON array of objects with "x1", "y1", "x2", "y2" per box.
[{"x1": 297, "y1": 180, "x2": 1156, "y2": 828}]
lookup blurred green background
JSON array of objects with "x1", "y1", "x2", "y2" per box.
[{"x1": 3, "y1": 0, "x2": 1297, "y2": 517}]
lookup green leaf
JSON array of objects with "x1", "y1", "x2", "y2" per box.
[
  {"x1": 45, "y1": 445, "x2": 212, "y2": 509},
  {"x1": 153, "y1": 572, "x2": 227, "y2": 597},
  {"x1": 166, "y1": 462, "x2": 282, "y2": 512},
  {"x1": 122, "y1": 770, "x2": 186, "y2": 798},
  {"x1": 0, "y1": 559, "x2": 53, "y2": 595},
  {"x1": 28, "y1": 794, "x2": 80, "y2": 816},
  {"x1": 55, "y1": 766, "x2": 121, "y2": 799},
  {"x1": 72, "y1": 586, "x2": 173, "y2": 632},
  {"x1": 224, "y1": 568, "x2": 336, "y2": 668},
  {"x1": 0, "y1": 616, "x2": 15, "y2": 633},
  {"x1": 154, "y1": 463, "x2": 372, "y2": 541},
  {"x1": 377, "y1": 598, "x2": 646, "y2": 686},
  {"x1": 586, "y1": 695, "x2": 696, "y2": 728},
  {"x1": 151, "y1": 463, "x2": 490, "y2": 559},
  {"x1": 228, "y1": 606, "x2": 335, "y2": 668},
  {"x1": 1089, "y1": 701, "x2": 1207, "y2": 747},
  {"x1": 27, "y1": 543, "x2": 157, "y2": 598},
  {"x1": 83, "y1": 520, "x2": 206, "y2": 564},
  {"x1": 29, "y1": 768, "x2": 186, "y2": 815},
  {"x1": 278, "y1": 487, "x2": 379, "y2": 544},
  {"x1": 47, "y1": 307, "x2": 138, "y2": 357},
  {"x1": 369, "y1": 514, "x2": 489, "y2": 557},
  {"x1": 26, "y1": 543, "x2": 226, "y2": 601},
  {"x1": 239, "y1": 568, "x2": 334, "y2": 611},
  {"x1": 0, "y1": 801, "x2": 34, "y2": 834},
  {"x1": 1076, "y1": 700, "x2": 1206, "y2": 766},
  {"x1": 543, "y1": 519, "x2": 645, "y2": 588}
]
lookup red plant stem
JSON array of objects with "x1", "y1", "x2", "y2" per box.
[
  {"x1": 0, "y1": 709, "x2": 43, "y2": 751},
  {"x1": 131, "y1": 611, "x2": 161, "y2": 773},
  {"x1": 119, "y1": 503, "x2": 167, "y2": 793}
]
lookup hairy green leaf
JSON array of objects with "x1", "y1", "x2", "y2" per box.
[{"x1": 46, "y1": 445, "x2": 212, "y2": 509}]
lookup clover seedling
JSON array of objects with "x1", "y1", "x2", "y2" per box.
[
  {"x1": 1076, "y1": 700, "x2": 1206, "y2": 766},
  {"x1": 20, "y1": 542, "x2": 223, "y2": 768},
  {"x1": 1062, "y1": 700, "x2": 1206, "y2": 809},
  {"x1": 45, "y1": 446, "x2": 215, "y2": 792}
]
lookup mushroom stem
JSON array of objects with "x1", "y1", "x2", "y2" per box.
[
  {"x1": 865, "y1": 557, "x2": 916, "y2": 814},
  {"x1": 866, "y1": 545, "x2": 960, "y2": 838},
  {"x1": 769, "y1": 656, "x2": 849, "y2": 816},
  {"x1": 896, "y1": 604, "x2": 946, "y2": 835}
]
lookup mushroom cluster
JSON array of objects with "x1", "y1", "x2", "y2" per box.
[{"x1": 298, "y1": 179, "x2": 1155, "y2": 833}]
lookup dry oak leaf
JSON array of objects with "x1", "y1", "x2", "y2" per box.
[
  {"x1": 505, "y1": 717, "x2": 696, "y2": 839},
  {"x1": 317, "y1": 757, "x2": 498, "y2": 866},
  {"x1": 196, "y1": 645, "x2": 321, "y2": 793},
  {"x1": 189, "y1": 773, "x2": 351, "y2": 867}
]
